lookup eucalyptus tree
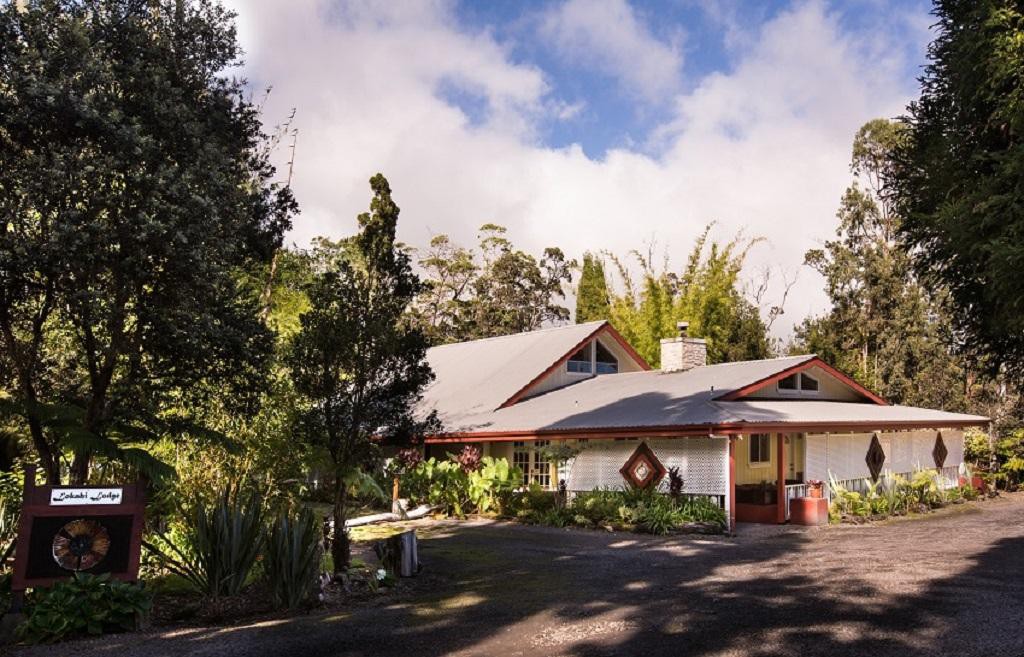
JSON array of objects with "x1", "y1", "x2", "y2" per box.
[
  {"x1": 0, "y1": 0, "x2": 294, "y2": 483},
  {"x1": 796, "y1": 119, "x2": 964, "y2": 408}
]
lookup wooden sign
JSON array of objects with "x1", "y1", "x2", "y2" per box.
[{"x1": 11, "y1": 465, "x2": 147, "y2": 592}]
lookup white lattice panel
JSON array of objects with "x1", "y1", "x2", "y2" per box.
[
  {"x1": 805, "y1": 433, "x2": 828, "y2": 481},
  {"x1": 803, "y1": 430, "x2": 966, "y2": 482},
  {"x1": 943, "y1": 429, "x2": 964, "y2": 466},
  {"x1": 566, "y1": 438, "x2": 727, "y2": 495}
]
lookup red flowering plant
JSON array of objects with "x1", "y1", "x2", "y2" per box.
[{"x1": 452, "y1": 445, "x2": 482, "y2": 473}]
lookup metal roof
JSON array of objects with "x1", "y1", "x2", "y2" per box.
[
  {"x1": 420, "y1": 347, "x2": 988, "y2": 437},
  {"x1": 419, "y1": 321, "x2": 609, "y2": 425}
]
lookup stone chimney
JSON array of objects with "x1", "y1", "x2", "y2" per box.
[{"x1": 660, "y1": 322, "x2": 707, "y2": 372}]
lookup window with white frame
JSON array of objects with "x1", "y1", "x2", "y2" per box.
[
  {"x1": 513, "y1": 440, "x2": 553, "y2": 488},
  {"x1": 567, "y1": 343, "x2": 593, "y2": 374},
  {"x1": 749, "y1": 433, "x2": 771, "y2": 465},
  {"x1": 594, "y1": 341, "x2": 618, "y2": 374},
  {"x1": 777, "y1": 372, "x2": 820, "y2": 396}
]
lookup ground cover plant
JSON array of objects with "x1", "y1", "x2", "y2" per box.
[{"x1": 16, "y1": 573, "x2": 152, "y2": 645}]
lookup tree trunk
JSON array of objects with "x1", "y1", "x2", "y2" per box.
[
  {"x1": 70, "y1": 452, "x2": 91, "y2": 485},
  {"x1": 332, "y1": 472, "x2": 351, "y2": 577}
]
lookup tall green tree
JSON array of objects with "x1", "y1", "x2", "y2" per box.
[
  {"x1": 413, "y1": 225, "x2": 574, "y2": 343},
  {"x1": 890, "y1": 0, "x2": 1024, "y2": 384},
  {"x1": 288, "y1": 175, "x2": 436, "y2": 573},
  {"x1": 575, "y1": 252, "x2": 611, "y2": 323},
  {"x1": 794, "y1": 119, "x2": 965, "y2": 408},
  {"x1": 0, "y1": 0, "x2": 294, "y2": 484},
  {"x1": 606, "y1": 227, "x2": 772, "y2": 366}
]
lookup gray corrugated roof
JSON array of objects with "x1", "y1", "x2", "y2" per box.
[
  {"x1": 419, "y1": 321, "x2": 608, "y2": 425},
  {"x1": 428, "y1": 355, "x2": 987, "y2": 435}
]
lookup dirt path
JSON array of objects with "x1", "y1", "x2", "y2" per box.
[{"x1": 13, "y1": 494, "x2": 1024, "y2": 657}]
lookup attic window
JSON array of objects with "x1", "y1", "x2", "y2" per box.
[
  {"x1": 778, "y1": 371, "x2": 820, "y2": 395},
  {"x1": 595, "y1": 341, "x2": 618, "y2": 374},
  {"x1": 567, "y1": 343, "x2": 592, "y2": 374},
  {"x1": 778, "y1": 374, "x2": 799, "y2": 390}
]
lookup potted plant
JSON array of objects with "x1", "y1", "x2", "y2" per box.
[{"x1": 806, "y1": 479, "x2": 824, "y2": 499}]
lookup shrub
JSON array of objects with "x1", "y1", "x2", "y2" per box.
[
  {"x1": 667, "y1": 467, "x2": 684, "y2": 499},
  {"x1": 0, "y1": 571, "x2": 10, "y2": 616},
  {"x1": 467, "y1": 457, "x2": 523, "y2": 515},
  {"x1": 405, "y1": 456, "x2": 523, "y2": 517},
  {"x1": 0, "y1": 469, "x2": 21, "y2": 564},
  {"x1": 634, "y1": 499, "x2": 681, "y2": 535},
  {"x1": 452, "y1": 445, "x2": 482, "y2": 472},
  {"x1": 146, "y1": 487, "x2": 265, "y2": 598},
  {"x1": 265, "y1": 507, "x2": 323, "y2": 610},
  {"x1": 543, "y1": 488, "x2": 725, "y2": 533},
  {"x1": 17, "y1": 573, "x2": 151, "y2": 644},
  {"x1": 677, "y1": 496, "x2": 728, "y2": 525}
]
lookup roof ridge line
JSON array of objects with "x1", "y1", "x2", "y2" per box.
[{"x1": 427, "y1": 320, "x2": 607, "y2": 350}]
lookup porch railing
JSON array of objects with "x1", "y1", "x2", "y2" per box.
[
  {"x1": 784, "y1": 483, "x2": 809, "y2": 519},
  {"x1": 785, "y1": 466, "x2": 962, "y2": 519},
  {"x1": 825, "y1": 465, "x2": 962, "y2": 501}
]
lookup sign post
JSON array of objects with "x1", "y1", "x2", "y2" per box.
[{"x1": 9, "y1": 465, "x2": 147, "y2": 609}]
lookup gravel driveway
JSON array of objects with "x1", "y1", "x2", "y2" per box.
[{"x1": 12, "y1": 494, "x2": 1024, "y2": 657}]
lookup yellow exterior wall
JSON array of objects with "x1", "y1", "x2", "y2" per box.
[
  {"x1": 734, "y1": 433, "x2": 806, "y2": 485},
  {"x1": 735, "y1": 433, "x2": 779, "y2": 485}
]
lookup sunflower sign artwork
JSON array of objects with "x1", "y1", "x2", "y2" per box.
[{"x1": 10, "y1": 466, "x2": 146, "y2": 598}]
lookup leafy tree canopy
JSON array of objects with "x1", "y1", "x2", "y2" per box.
[
  {"x1": 796, "y1": 119, "x2": 965, "y2": 408},
  {"x1": 891, "y1": 0, "x2": 1024, "y2": 384},
  {"x1": 0, "y1": 0, "x2": 294, "y2": 483},
  {"x1": 413, "y1": 225, "x2": 574, "y2": 344},
  {"x1": 575, "y1": 252, "x2": 611, "y2": 324},
  {"x1": 605, "y1": 227, "x2": 773, "y2": 367}
]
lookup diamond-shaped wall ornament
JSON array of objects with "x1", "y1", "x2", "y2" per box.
[
  {"x1": 619, "y1": 442, "x2": 667, "y2": 489},
  {"x1": 933, "y1": 433, "x2": 948, "y2": 469},
  {"x1": 865, "y1": 434, "x2": 886, "y2": 482}
]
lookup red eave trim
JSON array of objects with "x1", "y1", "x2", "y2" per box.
[
  {"x1": 715, "y1": 357, "x2": 889, "y2": 406},
  {"x1": 423, "y1": 418, "x2": 986, "y2": 443},
  {"x1": 498, "y1": 322, "x2": 651, "y2": 409}
]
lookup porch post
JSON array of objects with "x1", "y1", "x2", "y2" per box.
[
  {"x1": 776, "y1": 433, "x2": 786, "y2": 524},
  {"x1": 728, "y1": 437, "x2": 736, "y2": 532}
]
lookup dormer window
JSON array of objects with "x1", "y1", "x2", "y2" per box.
[
  {"x1": 595, "y1": 341, "x2": 618, "y2": 374},
  {"x1": 567, "y1": 344, "x2": 592, "y2": 374},
  {"x1": 567, "y1": 340, "x2": 620, "y2": 376},
  {"x1": 778, "y1": 372, "x2": 820, "y2": 396}
]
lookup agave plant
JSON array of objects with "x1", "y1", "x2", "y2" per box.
[{"x1": 265, "y1": 507, "x2": 323, "y2": 610}]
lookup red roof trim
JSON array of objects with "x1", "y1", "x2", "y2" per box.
[
  {"x1": 423, "y1": 418, "x2": 985, "y2": 443},
  {"x1": 714, "y1": 357, "x2": 889, "y2": 406},
  {"x1": 497, "y1": 322, "x2": 651, "y2": 409}
]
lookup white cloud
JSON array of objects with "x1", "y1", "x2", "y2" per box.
[
  {"x1": 539, "y1": 0, "x2": 683, "y2": 103},
  {"x1": 225, "y1": 0, "x2": 927, "y2": 338}
]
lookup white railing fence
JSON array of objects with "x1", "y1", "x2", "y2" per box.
[
  {"x1": 784, "y1": 483, "x2": 810, "y2": 520},
  {"x1": 824, "y1": 465, "x2": 962, "y2": 502},
  {"x1": 785, "y1": 465, "x2": 962, "y2": 519}
]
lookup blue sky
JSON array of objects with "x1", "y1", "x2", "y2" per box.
[
  {"x1": 230, "y1": 0, "x2": 935, "y2": 335},
  {"x1": 439, "y1": 0, "x2": 932, "y2": 157}
]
